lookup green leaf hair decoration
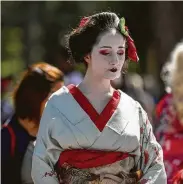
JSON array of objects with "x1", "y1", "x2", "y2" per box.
[{"x1": 119, "y1": 17, "x2": 129, "y2": 37}]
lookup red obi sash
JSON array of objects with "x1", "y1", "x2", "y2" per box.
[{"x1": 58, "y1": 149, "x2": 130, "y2": 169}]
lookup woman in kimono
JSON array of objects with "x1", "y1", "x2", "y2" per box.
[
  {"x1": 155, "y1": 41, "x2": 183, "y2": 183},
  {"x1": 32, "y1": 12, "x2": 167, "y2": 184}
]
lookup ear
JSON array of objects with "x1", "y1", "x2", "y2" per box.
[{"x1": 84, "y1": 54, "x2": 91, "y2": 64}]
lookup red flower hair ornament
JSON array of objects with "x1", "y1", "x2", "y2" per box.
[
  {"x1": 119, "y1": 17, "x2": 139, "y2": 63},
  {"x1": 78, "y1": 16, "x2": 139, "y2": 63},
  {"x1": 79, "y1": 17, "x2": 89, "y2": 28}
]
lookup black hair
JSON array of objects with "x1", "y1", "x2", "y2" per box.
[{"x1": 66, "y1": 11, "x2": 129, "y2": 73}]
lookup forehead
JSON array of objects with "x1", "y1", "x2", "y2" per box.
[{"x1": 96, "y1": 29, "x2": 125, "y2": 48}]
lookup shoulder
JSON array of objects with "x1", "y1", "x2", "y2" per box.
[
  {"x1": 42, "y1": 86, "x2": 71, "y2": 114},
  {"x1": 49, "y1": 85, "x2": 69, "y2": 101},
  {"x1": 40, "y1": 86, "x2": 72, "y2": 127},
  {"x1": 118, "y1": 89, "x2": 148, "y2": 119},
  {"x1": 46, "y1": 86, "x2": 70, "y2": 108},
  {"x1": 1, "y1": 125, "x2": 11, "y2": 139},
  {"x1": 45, "y1": 85, "x2": 81, "y2": 117},
  {"x1": 118, "y1": 90, "x2": 140, "y2": 110},
  {"x1": 116, "y1": 90, "x2": 142, "y2": 122}
]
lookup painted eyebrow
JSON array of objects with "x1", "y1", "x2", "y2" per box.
[{"x1": 99, "y1": 46, "x2": 125, "y2": 49}]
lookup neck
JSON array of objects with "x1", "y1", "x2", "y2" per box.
[{"x1": 78, "y1": 68, "x2": 113, "y2": 95}]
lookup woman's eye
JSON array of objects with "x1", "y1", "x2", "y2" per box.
[
  {"x1": 99, "y1": 50, "x2": 110, "y2": 55},
  {"x1": 117, "y1": 50, "x2": 124, "y2": 55}
]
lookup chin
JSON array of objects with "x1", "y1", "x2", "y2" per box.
[{"x1": 104, "y1": 73, "x2": 121, "y2": 80}]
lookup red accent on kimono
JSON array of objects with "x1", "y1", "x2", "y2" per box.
[
  {"x1": 144, "y1": 150, "x2": 149, "y2": 165},
  {"x1": 58, "y1": 149, "x2": 130, "y2": 169},
  {"x1": 140, "y1": 127, "x2": 144, "y2": 134},
  {"x1": 67, "y1": 84, "x2": 121, "y2": 132}
]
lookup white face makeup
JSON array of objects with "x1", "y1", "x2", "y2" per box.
[{"x1": 88, "y1": 29, "x2": 126, "y2": 80}]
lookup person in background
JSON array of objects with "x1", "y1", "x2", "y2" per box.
[
  {"x1": 154, "y1": 61, "x2": 173, "y2": 132},
  {"x1": 160, "y1": 61, "x2": 173, "y2": 95},
  {"x1": 49, "y1": 44, "x2": 84, "y2": 86},
  {"x1": 32, "y1": 12, "x2": 166, "y2": 184},
  {"x1": 1, "y1": 62, "x2": 64, "y2": 184},
  {"x1": 155, "y1": 41, "x2": 183, "y2": 183},
  {"x1": 1, "y1": 75, "x2": 14, "y2": 124}
]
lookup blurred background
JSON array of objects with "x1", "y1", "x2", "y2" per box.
[
  {"x1": 1, "y1": 2, "x2": 183, "y2": 183},
  {"x1": 0, "y1": 1, "x2": 183, "y2": 98},
  {"x1": 1, "y1": 1, "x2": 183, "y2": 99}
]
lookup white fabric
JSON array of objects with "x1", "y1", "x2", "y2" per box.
[
  {"x1": 32, "y1": 86, "x2": 167, "y2": 184},
  {"x1": 21, "y1": 141, "x2": 36, "y2": 184}
]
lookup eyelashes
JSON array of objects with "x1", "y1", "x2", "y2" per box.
[
  {"x1": 117, "y1": 50, "x2": 124, "y2": 55},
  {"x1": 99, "y1": 50, "x2": 110, "y2": 55},
  {"x1": 99, "y1": 50, "x2": 124, "y2": 56}
]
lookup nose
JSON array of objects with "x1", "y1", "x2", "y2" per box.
[{"x1": 110, "y1": 53, "x2": 119, "y2": 65}]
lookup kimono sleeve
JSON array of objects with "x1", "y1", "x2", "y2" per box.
[
  {"x1": 31, "y1": 101, "x2": 63, "y2": 184},
  {"x1": 137, "y1": 105, "x2": 167, "y2": 184}
]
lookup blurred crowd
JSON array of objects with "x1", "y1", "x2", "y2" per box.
[{"x1": 1, "y1": 41, "x2": 183, "y2": 184}]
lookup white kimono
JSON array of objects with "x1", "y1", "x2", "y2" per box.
[{"x1": 32, "y1": 85, "x2": 167, "y2": 184}]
